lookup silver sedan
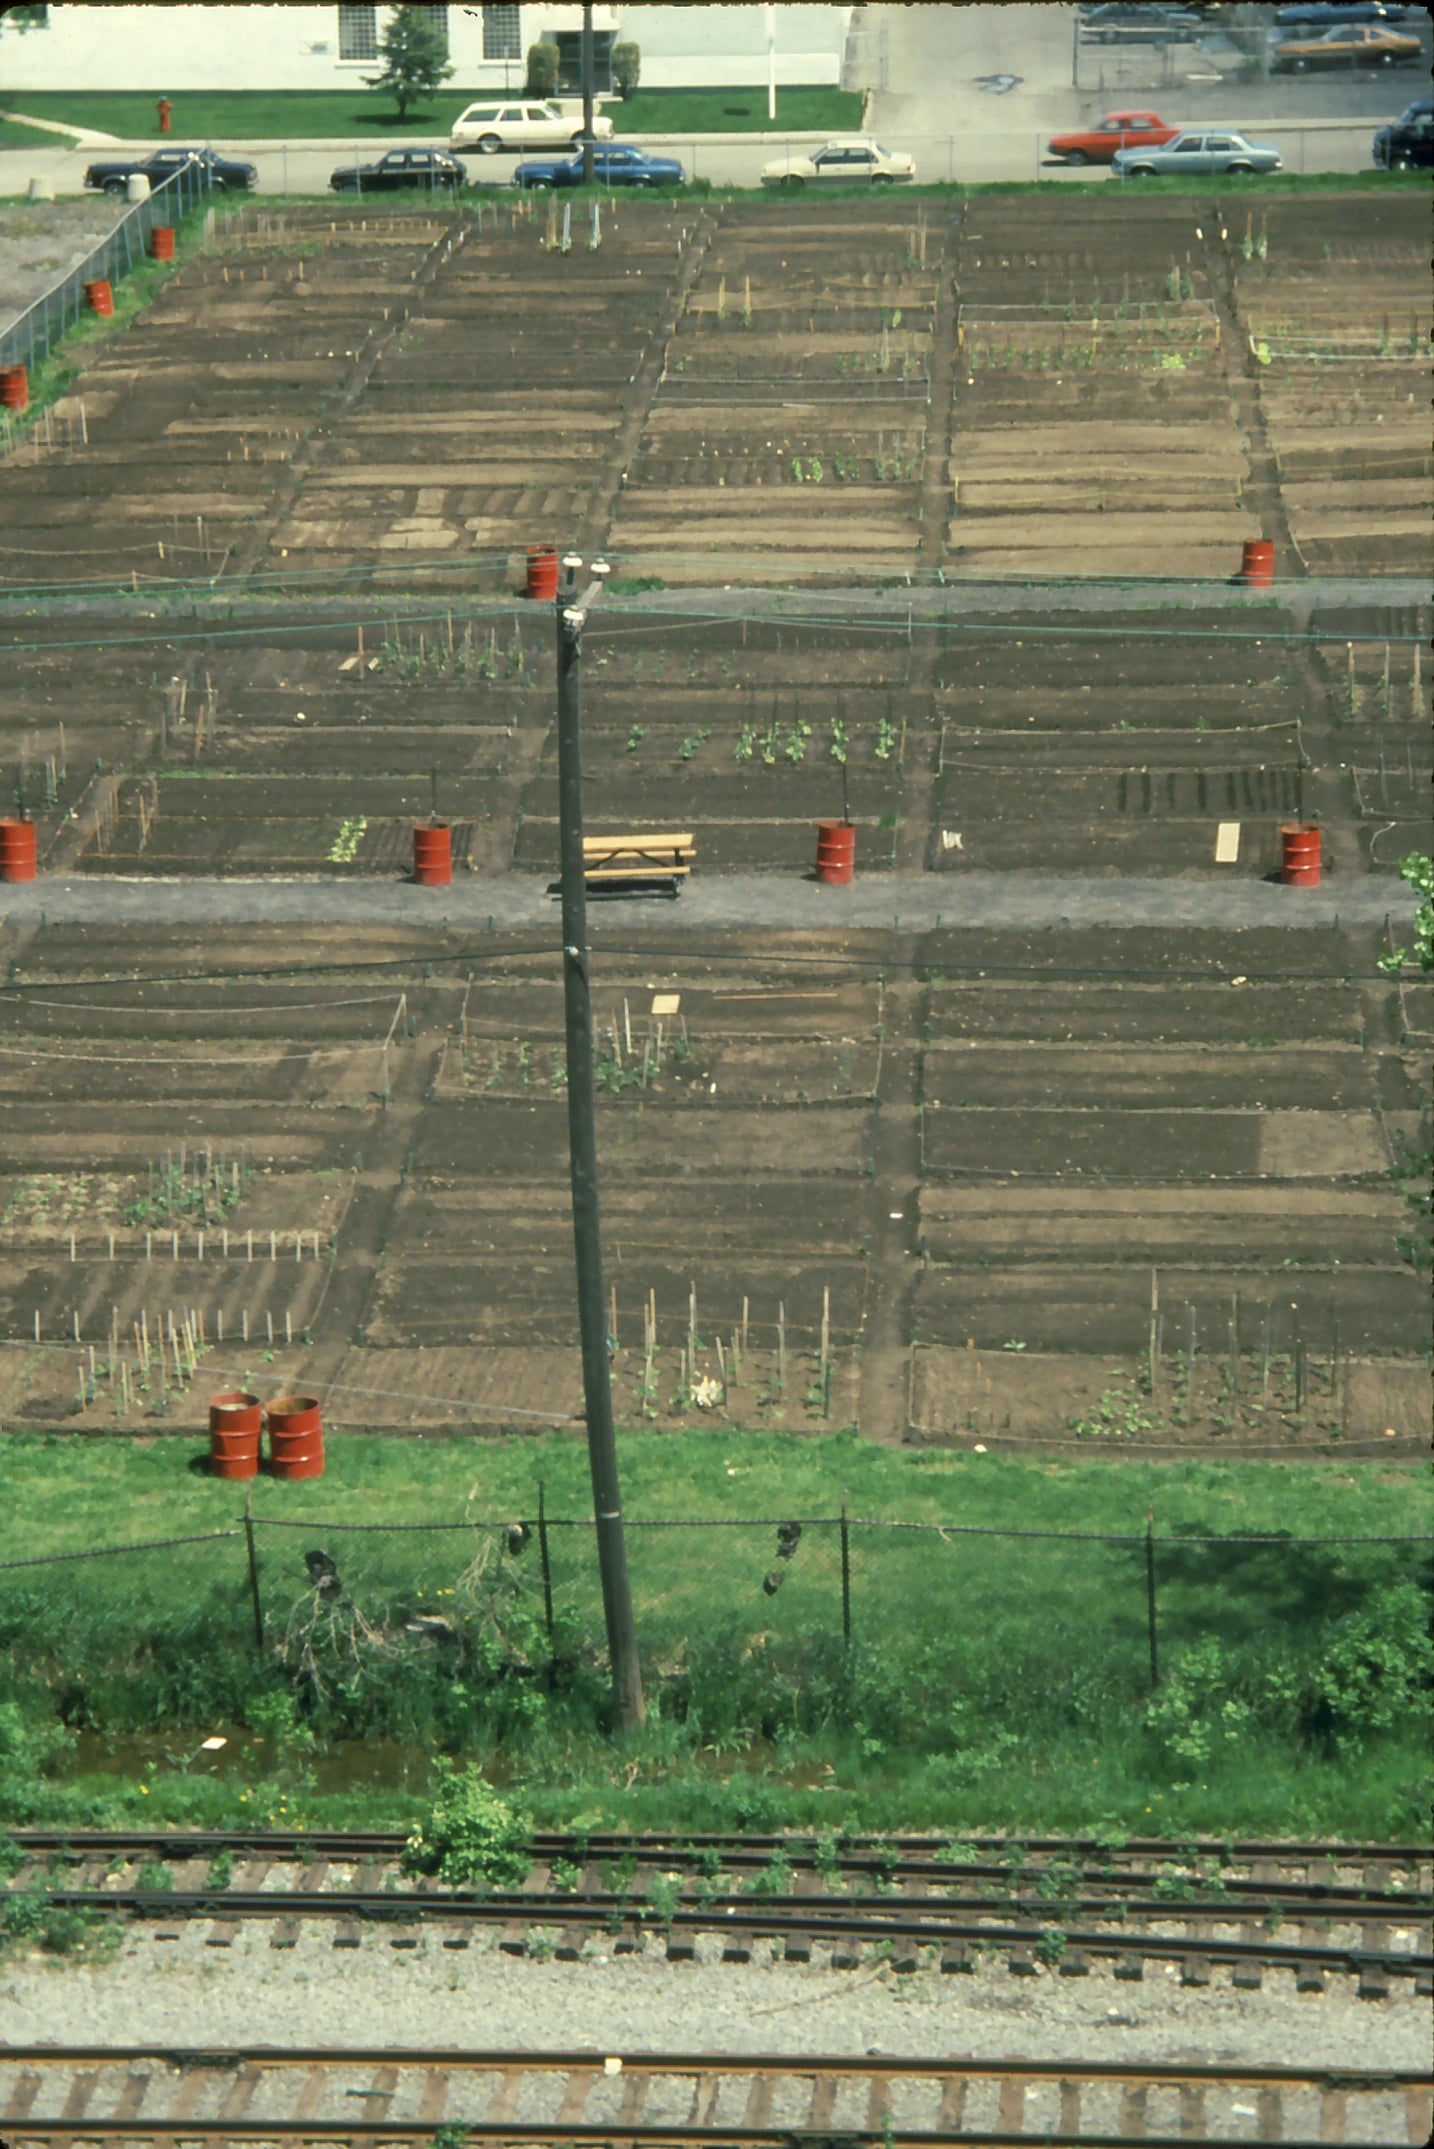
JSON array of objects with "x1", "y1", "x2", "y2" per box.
[{"x1": 1110, "y1": 129, "x2": 1284, "y2": 177}]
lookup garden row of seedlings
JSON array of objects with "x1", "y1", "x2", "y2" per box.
[{"x1": 10, "y1": 1836, "x2": 1428, "y2": 1994}]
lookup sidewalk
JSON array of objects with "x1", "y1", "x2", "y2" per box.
[{"x1": 0, "y1": 871, "x2": 1415, "y2": 935}]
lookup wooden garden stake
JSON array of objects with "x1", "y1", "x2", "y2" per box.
[
  {"x1": 777, "y1": 1302, "x2": 786, "y2": 1394},
  {"x1": 1147, "y1": 1268, "x2": 1159, "y2": 1397},
  {"x1": 623, "y1": 998, "x2": 632, "y2": 1056},
  {"x1": 1229, "y1": 1292, "x2": 1240, "y2": 1400},
  {"x1": 688, "y1": 1282, "x2": 697, "y2": 1370},
  {"x1": 609, "y1": 1284, "x2": 617, "y2": 1348},
  {"x1": 715, "y1": 1335, "x2": 727, "y2": 1404},
  {"x1": 742, "y1": 1295, "x2": 749, "y2": 1351},
  {"x1": 121, "y1": 1362, "x2": 130, "y2": 1411},
  {"x1": 1185, "y1": 1303, "x2": 1196, "y2": 1424}
]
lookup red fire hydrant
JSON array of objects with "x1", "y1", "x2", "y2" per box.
[{"x1": 157, "y1": 97, "x2": 172, "y2": 134}]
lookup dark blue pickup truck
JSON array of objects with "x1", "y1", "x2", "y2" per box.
[
  {"x1": 513, "y1": 143, "x2": 685, "y2": 190},
  {"x1": 83, "y1": 147, "x2": 258, "y2": 196}
]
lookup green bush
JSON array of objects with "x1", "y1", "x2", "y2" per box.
[
  {"x1": 403, "y1": 1767, "x2": 532, "y2": 1889},
  {"x1": 612, "y1": 41, "x2": 640, "y2": 98},
  {"x1": 1143, "y1": 1640, "x2": 1253, "y2": 1770},
  {"x1": 525, "y1": 41, "x2": 558, "y2": 98},
  {"x1": 1309, "y1": 1584, "x2": 1432, "y2": 1745}
]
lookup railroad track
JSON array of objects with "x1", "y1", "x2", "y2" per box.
[
  {"x1": 6, "y1": 1832, "x2": 1430, "y2": 1996},
  {"x1": 2, "y1": 2048, "x2": 1430, "y2": 2148}
]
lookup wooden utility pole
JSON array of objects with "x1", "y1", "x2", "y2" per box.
[
  {"x1": 555, "y1": 552, "x2": 644, "y2": 1729},
  {"x1": 581, "y1": 1, "x2": 596, "y2": 186}
]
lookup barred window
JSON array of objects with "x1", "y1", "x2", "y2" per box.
[
  {"x1": 482, "y1": 4, "x2": 521, "y2": 60},
  {"x1": 337, "y1": 3, "x2": 377, "y2": 61},
  {"x1": 424, "y1": 4, "x2": 450, "y2": 55}
]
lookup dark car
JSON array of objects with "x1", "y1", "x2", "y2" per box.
[
  {"x1": 329, "y1": 148, "x2": 467, "y2": 194},
  {"x1": 512, "y1": 143, "x2": 686, "y2": 190},
  {"x1": 1374, "y1": 97, "x2": 1434, "y2": 166},
  {"x1": 1079, "y1": 4, "x2": 1205, "y2": 42},
  {"x1": 1276, "y1": 3, "x2": 1416, "y2": 23},
  {"x1": 82, "y1": 146, "x2": 258, "y2": 196},
  {"x1": 1271, "y1": 20, "x2": 1422, "y2": 67}
]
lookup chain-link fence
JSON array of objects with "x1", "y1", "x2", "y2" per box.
[
  {"x1": 0, "y1": 156, "x2": 213, "y2": 376},
  {"x1": 0, "y1": 1508, "x2": 1425, "y2": 1756}
]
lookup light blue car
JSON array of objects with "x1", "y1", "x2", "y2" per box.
[{"x1": 1110, "y1": 129, "x2": 1284, "y2": 177}]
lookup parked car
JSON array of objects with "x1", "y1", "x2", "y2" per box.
[
  {"x1": 512, "y1": 143, "x2": 685, "y2": 189},
  {"x1": 329, "y1": 148, "x2": 467, "y2": 194},
  {"x1": 449, "y1": 99, "x2": 614, "y2": 154},
  {"x1": 1046, "y1": 111, "x2": 1179, "y2": 165},
  {"x1": 1373, "y1": 97, "x2": 1434, "y2": 166},
  {"x1": 1079, "y1": 5, "x2": 1204, "y2": 43},
  {"x1": 1276, "y1": 3, "x2": 1418, "y2": 23},
  {"x1": 760, "y1": 136, "x2": 915, "y2": 187},
  {"x1": 1270, "y1": 21, "x2": 1423, "y2": 67},
  {"x1": 82, "y1": 146, "x2": 257, "y2": 196},
  {"x1": 1110, "y1": 129, "x2": 1283, "y2": 177}
]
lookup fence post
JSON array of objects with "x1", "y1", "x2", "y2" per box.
[
  {"x1": 243, "y1": 1484, "x2": 264, "y2": 1649},
  {"x1": 1145, "y1": 1504, "x2": 1158, "y2": 1689},
  {"x1": 537, "y1": 1479, "x2": 555, "y2": 1646},
  {"x1": 839, "y1": 1488, "x2": 852, "y2": 1650}
]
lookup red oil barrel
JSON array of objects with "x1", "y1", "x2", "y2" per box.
[
  {"x1": 0, "y1": 818, "x2": 38, "y2": 882},
  {"x1": 266, "y1": 1394, "x2": 324, "y2": 1481},
  {"x1": 0, "y1": 365, "x2": 29, "y2": 413},
  {"x1": 526, "y1": 546, "x2": 559, "y2": 600},
  {"x1": 413, "y1": 821, "x2": 453, "y2": 886},
  {"x1": 149, "y1": 224, "x2": 176, "y2": 262},
  {"x1": 1280, "y1": 823, "x2": 1321, "y2": 887},
  {"x1": 815, "y1": 820, "x2": 856, "y2": 885},
  {"x1": 83, "y1": 279, "x2": 115, "y2": 317},
  {"x1": 208, "y1": 1390, "x2": 261, "y2": 1479},
  {"x1": 1241, "y1": 539, "x2": 1274, "y2": 587}
]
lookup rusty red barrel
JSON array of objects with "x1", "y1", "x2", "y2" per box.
[
  {"x1": 0, "y1": 818, "x2": 38, "y2": 883},
  {"x1": 0, "y1": 365, "x2": 28, "y2": 413},
  {"x1": 1280, "y1": 823, "x2": 1321, "y2": 887},
  {"x1": 526, "y1": 546, "x2": 559, "y2": 601},
  {"x1": 1241, "y1": 539, "x2": 1274, "y2": 587},
  {"x1": 149, "y1": 224, "x2": 175, "y2": 262},
  {"x1": 413, "y1": 821, "x2": 452, "y2": 886},
  {"x1": 208, "y1": 1390, "x2": 261, "y2": 1479},
  {"x1": 266, "y1": 1394, "x2": 324, "y2": 1481},
  {"x1": 83, "y1": 278, "x2": 114, "y2": 317},
  {"x1": 815, "y1": 819, "x2": 856, "y2": 886}
]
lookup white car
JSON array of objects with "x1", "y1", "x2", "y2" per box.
[
  {"x1": 760, "y1": 136, "x2": 916, "y2": 187},
  {"x1": 448, "y1": 100, "x2": 615, "y2": 155}
]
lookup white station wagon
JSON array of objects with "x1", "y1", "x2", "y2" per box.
[
  {"x1": 760, "y1": 136, "x2": 916, "y2": 187},
  {"x1": 449, "y1": 100, "x2": 614, "y2": 154}
]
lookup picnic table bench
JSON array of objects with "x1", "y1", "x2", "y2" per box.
[{"x1": 579, "y1": 831, "x2": 695, "y2": 897}]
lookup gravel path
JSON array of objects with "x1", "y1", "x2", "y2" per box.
[
  {"x1": 0, "y1": 870, "x2": 1415, "y2": 935},
  {"x1": 4, "y1": 1929, "x2": 1431, "y2": 2068},
  {"x1": 0, "y1": 194, "x2": 124, "y2": 329}
]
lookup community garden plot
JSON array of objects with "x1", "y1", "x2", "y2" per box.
[
  {"x1": 611, "y1": 204, "x2": 941, "y2": 582},
  {"x1": 947, "y1": 198, "x2": 1254, "y2": 578},
  {"x1": 1310, "y1": 635, "x2": 1433, "y2": 874},
  {"x1": 1230, "y1": 195, "x2": 1430, "y2": 578},
  {"x1": 0, "y1": 218, "x2": 450, "y2": 589}
]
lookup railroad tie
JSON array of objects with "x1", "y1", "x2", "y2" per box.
[
  {"x1": 1356, "y1": 1955, "x2": 1390, "y2": 2003},
  {"x1": 831, "y1": 1930, "x2": 864, "y2": 1970},
  {"x1": 940, "y1": 1939, "x2": 973, "y2": 1973},
  {"x1": 204, "y1": 1918, "x2": 239, "y2": 1947},
  {"x1": 1059, "y1": 1946, "x2": 1091, "y2": 1977},
  {"x1": 1009, "y1": 1944, "x2": 1037, "y2": 1976},
  {"x1": 555, "y1": 1922, "x2": 593, "y2": 1961},
  {"x1": 1296, "y1": 1934, "x2": 1326, "y2": 1994},
  {"x1": 1114, "y1": 1951, "x2": 1145, "y2": 1981},
  {"x1": 665, "y1": 1923, "x2": 698, "y2": 1962},
  {"x1": 783, "y1": 1867, "x2": 821, "y2": 1963},
  {"x1": 1232, "y1": 1959, "x2": 1264, "y2": 1990},
  {"x1": 270, "y1": 1914, "x2": 302, "y2": 1948},
  {"x1": 721, "y1": 1925, "x2": 753, "y2": 1964},
  {"x1": 1181, "y1": 1923, "x2": 1213, "y2": 1986},
  {"x1": 334, "y1": 1918, "x2": 364, "y2": 1948}
]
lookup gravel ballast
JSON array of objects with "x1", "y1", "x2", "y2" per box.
[{"x1": 4, "y1": 1928, "x2": 1430, "y2": 2069}]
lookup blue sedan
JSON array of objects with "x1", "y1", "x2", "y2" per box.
[{"x1": 513, "y1": 143, "x2": 686, "y2": 190}]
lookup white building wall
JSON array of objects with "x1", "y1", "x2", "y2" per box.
[
  {"x1": 0, "y1": 2, "x2": 846, "y2": 94},
  {"x1": 0, "y1": 5, "x2": 613, "y2": 93},
  {"x1": 614, "y1": 5, "x2": 849, "y2": 88}
]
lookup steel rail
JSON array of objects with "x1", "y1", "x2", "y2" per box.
[
  {"x1": 1, "y1": 2049, "x2": 1428, "y2": 2149},
  {"x1": 26, "y1": 1889, "x2": 1432, "y2": 1980},
  {"x1": 12, "y1": 1829, "x2": 1429, "y2": 1860}
]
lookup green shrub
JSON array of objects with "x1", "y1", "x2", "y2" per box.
[
  {"x1": 403, "y1": 1767, "x2": 532, "y2": 1889},
  {"x1": 1143, "y1": 1639, "x2": 1252, "y2": 1770},
  {"x1": 1308, "y1": 1584, "x2": 1432, "y2": 1746},
  {"x1": 525, "y1": 41, "x2": 558, "y2": 98},
  {"x1": 612, "y1": 42, "x2": 641, "y2": 98}
]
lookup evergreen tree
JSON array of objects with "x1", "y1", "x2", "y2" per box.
[{"x1": 367, "y1": 6, "x2": 454, "y2": 124}]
